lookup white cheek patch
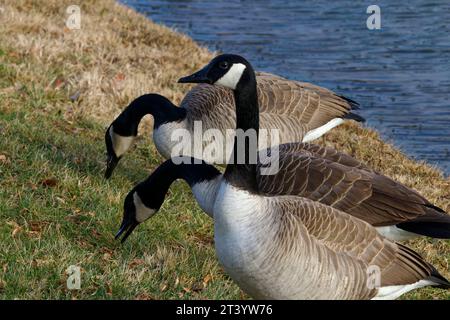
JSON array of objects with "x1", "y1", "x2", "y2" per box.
[
  {"x1": 110, "y1": 126, "x2": 135, "y2": 157},
  {"x1": 215, "y1": 63, "x2": 246, "y2": 90},
  {"x1": 133, "y1": 192, "x2": 155, "y2": 223}
]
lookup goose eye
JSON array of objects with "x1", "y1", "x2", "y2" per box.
[{"x1": 219, "y1": 61, "x2": 229, "y2": 70}]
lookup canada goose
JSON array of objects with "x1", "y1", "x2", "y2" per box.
[
  {"x1": 175, "y1": 54, "x2": 449, "y2": 299},
  {"x1": 104, "y1": 72, "x2": 364, "y2": 178},
  {"x1": 116, "y1": 156, "x2": 450, "y2": 299},
  {"x1": 116, "y1": 54, "x2": 449, "y2": 299}
]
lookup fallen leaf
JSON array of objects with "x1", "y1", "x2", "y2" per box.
[
  {"x1": 128, "y1": 258, "x2": 145, "y2": 268},
  {"x1": 52, "y1": 77, "x2": 65, "y2": 89},
  {"x1": 0, "y1": 154, "x2": 7, "y2": 163},
  {"x1": 41, "y1": 178, "x2": 58, "y2": 187},
  {"x1": 136, "y1": 293, "x2": 154, "y2": 300},
  {"x1": 159, "y1": 282, "x2": 168, "y2": 292},
  {"x1": 106, "y1": 283, "x2": 113, "y2": 296},
  {"x1": 56, "y1": 196, "x2": 66, "y2": 204},
  {"x1": 77, "y1": 240, "x2": 93, "y2": 249},
  {"x1": 115, "y1": 73, "x2": 126, "y2": 81},
  {"x1": 100, "y1": 247, "x2": 113, "y2": 255},
  {"x1": 183, "y1": 287, "x2": 191, "y2": 293},
  {"x1": 12, "y1": 226, "x2": 22, "y2": 237},
  {"x1": 91, "y1": 229, "x2": 101, "y2": 239},
  {"x1": 203, "y1": 274, "x2": 212, "y2": 288},
  {"x1": 29, "y1": 221, "x2": 49, "y2": 232}
]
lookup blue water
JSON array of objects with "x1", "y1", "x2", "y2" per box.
[{"x1": 122, "y1": 0, "x2": 450, "y2": 175}]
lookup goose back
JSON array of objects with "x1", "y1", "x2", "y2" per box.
[
  {"x1": 180, "y1": 72, "x2": 358, "y2": 148},
  {"x1": 255, "y1": 143, "x2": 450, "y2": 234}
]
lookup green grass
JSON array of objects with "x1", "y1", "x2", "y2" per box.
[{"x1": 0, "y1": 47, "x2": 240, "y2": 299}]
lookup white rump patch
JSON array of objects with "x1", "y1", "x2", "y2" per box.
[
  {"x1": 302, "y1": 118, "x2": 344, "y2": 142},
  {"x1": 133, "y1": 192, "x2": 155, "y2": 223},
  {"x1": 373, "y1": 280, "x2": 435, "y2": 300},
  {"x1": 375, "y1": 226, "x2": 418, "y2": 241},
  {"x1": 110, "y1": 126, "x2": 135, "y2": 157},
  {"x1": 215, "y1": 63, "x2": 246, "y2": 90}
]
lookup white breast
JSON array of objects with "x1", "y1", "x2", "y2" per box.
[
  {"x1": 211, "y1": 185, "x2": 370, "y2": 300},
  {"x1": 212, "y1": 183, "x2": 284, "y2": 298},
  {"x1": 153, "y1": 119, "x2": 234, "y2": 164},
  {"x1": 153, "y1": 119, "x2": 190, "y2": 159},
  {"x1": 191, "y1": 176, "x2": 223, "y2": 217}
]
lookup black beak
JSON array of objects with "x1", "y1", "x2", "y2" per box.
[
  {"x1": 115, "y1": 217, "x2": 138, "y2": 243},
  {"x1": 105, "y1": 154, "x2": 119, "y2": 179},
  {"x1": 178, "y1": 65, "x2": 212, "y2": 84}
]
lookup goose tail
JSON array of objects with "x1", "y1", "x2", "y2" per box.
[
  {"x1": 396, "y1": 204, "x2": 450, "y2": 239},
  {"x1": 427, "y1": 266, "x2": 450, "y2": 289},
  {"x1": 343, "y1": 112, "x2": 365, "y2": 123},
  {"x1": 373, "y1": 243, "x2": 449, "y2": 300}
]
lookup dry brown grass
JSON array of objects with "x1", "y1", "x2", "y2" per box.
[
  {"x1": 0, "y1": 0, "x2": 211, "y2": 123},
  {"x1": 0, "y1": 0, "x2": 448, "y2": 299}
]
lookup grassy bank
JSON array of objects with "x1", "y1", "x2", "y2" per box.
[{"x1": 0, "y1": 0, "x2": 448, "y2": 299}]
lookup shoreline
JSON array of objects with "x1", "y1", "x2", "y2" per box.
[{"x1": 0, "y1": 0, "x2": 448, "y2": 299}]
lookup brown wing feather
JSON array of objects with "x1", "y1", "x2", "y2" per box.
[
  {"x1": 276, "y1": 197, "x2": 442, "y2": 290},
  {"x1": 255, "y1": 72, "x2": 355, "y2": 129},
  {"x1": 257, "y1": 143, "x2": 447, "y2": 227}
]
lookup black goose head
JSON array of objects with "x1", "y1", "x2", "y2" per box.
[
  {"x1": 115, "y1": 183, "x2": 160, "y2": 243},
  {"x1": 115, "y1": 157, "x2": 221, "y2": 243},
  {"x1": 104, "y1": 94, "x2": 185, "y2": 179},
  {"x1": 180, "y1": 55, "x2": 260, "y2": 193},
  {"x1": 178, "y1": 54, "x2": 254, "y2": 90}
]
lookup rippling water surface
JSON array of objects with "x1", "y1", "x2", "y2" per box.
[{"x1": 122, "y1": 0, "x2": 450, "y2": 175}]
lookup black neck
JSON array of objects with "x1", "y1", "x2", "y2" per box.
[
  {"x1": 224, "y1": 70, "x2": 259, "y2": 193},
  {"x1": 137, "y1": 157, "x2": 221, "y2": 209},
  {"x1": 114, "y1": 94, "x2": 186, "y2": 136}
]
